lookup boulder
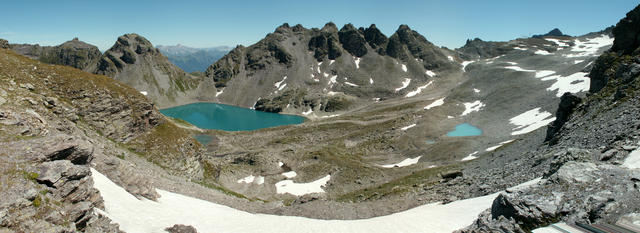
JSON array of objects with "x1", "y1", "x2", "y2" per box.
[
  {"x1": 165, "y1": 224, "x2": 198, "y2": 233},
  {"x1": 545, "y1": 93, "x2": 581, "y2": 143}
]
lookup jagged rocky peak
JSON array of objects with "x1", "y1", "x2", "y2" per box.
[
  {"x1": 532, "y1": 28, "x2": 570, "y2": 38},
  {"x1": 309, "y1": 22, "x2": 343, "y2": 61},
  {"x1": 321, "y1": 22, "x2": 339, "y2": 33},
  {"x1": 338, "y1": 23, "x2": 368, "y2": 57},
  {"x1": 93, "y1": 33, "x2": 160, "y2": 76},
  {"x1": 363, "y1": 24, "x2": 388, "y2": 55},
  {"x1": 387, "y1": 24, "x2": 454, "y2": 70}
]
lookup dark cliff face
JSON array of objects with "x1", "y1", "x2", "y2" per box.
[
  {"x1": 9, "y1": 38, "x2": 101, "y2": 70},
  {"x1": 589, "y1": 4, "x2": 640, "y2": 93},
  {"x1": 611, "y1": 5, "x2": 640, "y2": 55}
]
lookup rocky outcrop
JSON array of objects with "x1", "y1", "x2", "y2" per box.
[
  {"x1": 545, "y1": 93, "x2": 581, "y2": 143},
  {"x1": 165, "y1": 224, "x2": 199, "y2": 233},
  {"x1": 611, "y1": 5, "x2": 640, "y2": 55},
  {"x1": 10, "y1": 38, "x2": 101, "y2": 70},
  {"x1": 0, "y1": 135, "x2": 120, "y2": 232},
  {"x1": 589, "y1": 4, "x2": 640, "y2": 93},
  {"x1": 0, "y1": 38, "x2": 8, "y2": 49}
]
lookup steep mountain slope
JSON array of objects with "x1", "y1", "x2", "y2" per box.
[
  {"x1": 10, "y1": 38, "x2": 101, "y2": 70},
  {"x1": 157, "y1": 44, "x2": 230, "y2": 73},
  {"x1": 86, "y1": 34, "x2": 216, "y2": 108},
  {"x1": 205, "y1": 23, "x2": 461, "y2": 115},
  {"x1": 458, "y1": 5, "x2": 640, "y2": 231},
  {"x1": 0, "y1": 47, "x2": 204, "y2": 231}
]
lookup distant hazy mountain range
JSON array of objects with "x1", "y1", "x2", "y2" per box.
[{"x1": 156, "y1": 44, "x2": 231, "y2": 73}]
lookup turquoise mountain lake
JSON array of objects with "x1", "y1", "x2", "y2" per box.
[
  {"x1": 446, "y1": 123, "x2": 483, "y2": 137},
  {"x1": 160, "y1": 102, "x2": 305, "y2": 131}
]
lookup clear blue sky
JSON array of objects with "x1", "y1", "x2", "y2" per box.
[{"x1": 1, "y1": 0, "x2": 637, "y2": 51}]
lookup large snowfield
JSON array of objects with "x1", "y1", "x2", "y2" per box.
[{"x1": 92, "y1": 168, "x2": 543, "y2": 233}]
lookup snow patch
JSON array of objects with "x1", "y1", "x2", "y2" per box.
[
  {"x1": 461, "y1": 151, "x2": 479, "y2": 161},
  {"x1": 447, "y1": 55, "x2": 454, "y2": 62},
  {"x1": 282, "y1": 171, "x2": 297, "y2": 179},
  {"x1": 140, "y1": 91, "x2": 148, "y2": 96},
  {"x1": 622, "y1": 148, "x2": 640, "y2": 169},
  {"x1": 278, "y1": 83, "x2": 287, "y2": 91},
  {"x1": 461, "y1": 100, "x2": 485, "y2": 116},
  {"x1": 473, "y1": 88, "x2": 480, "y2": 93},
  {"x1": 345, "y1": 82, "x2": 359, "y2": 87},
  {"x1": 369, "y1": 78, "x2": 374, "y2": 84},
  {"x1": 329, "y1": 60, "x2": 335, "y2": 65},
  {"x1": 510, "y1": 108, "x2": 556, "y2": 135},
  {"x1": 327, "y1": 91, "x2": 340, "y2": 96},
  {"x1": 545, "y1": 38, "x2": 570, "y2": 47},
  {"x1": 425, "y1": 70, "x2": 436, "y2": 77},
  {"x1": 541, "y1": 72, "x2": 590, "y2": 97},
  {"x1": 535, "y1": 70, "x2": 555, "y2": 78},
  {"x1": 237, "y1": 175, "x2": 255, "y2": 183},
  {"x1": 461, "y1": 61, "x2": 474, "y2": 72},
  {"x1": 381, "y1": 156, "x2": 422, "y2": 168},
  {"x1": 401, "y1": 64, "x2": 407, "y2": 72},
  {"x1": 302, "y1": 108, "x2": 313, "y2": 115},
  {"x1": 514, "y1": 47, "x2": 527, "y2": 51},
  {"x1": 278, "y1": 162, "x2": 284, "y2": 167},
  {"x1": 395, "y1": 78, "x2": 411, "y2": 92},
  {"x1": 485, "y1": 140, "x2": 515, "y2": 152},
  {"x1": 355, "y1": 57, "x2": 361, "y2": 69},
  {"x1": 405, "y1": 81, "x2": 433, "y2": 97},
  {"x1": 216, "y1": 88, "x2": 224, "y2": 97},
  {"x1": 424, "y1": 98, "x2": 445, "y2": 110},
  {"x1": 321, "y1": 114, "x2": 340, "y2": 118},
  {"x1": 400, "y1": 124, "x2": 417, "y2": 131},
  {"x1": 275, "y1": 76, "x2": 287, "y2": 89},
  {"x1": 534, "y1": 50, "x2": 551, "y2": 55},
  {"x1": 238, "y1": 175, "x2": 265, "y2": 185},
  {"x1": 573, "y1": 60, "x2": 584, "y2": 64},
  {"x1": 275, "y1": 175, "x2": 330, "y2": 196},
  {"x1": 564, "y1": 35, "x2": 614, "y2": 58}
]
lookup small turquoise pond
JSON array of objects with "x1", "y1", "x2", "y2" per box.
[
  {"x1": 446, "y1": 123, "x2": 483, "y2": 137},
  {"x1": 160, "y1": 102, "x2": 305, "y2": 131}
]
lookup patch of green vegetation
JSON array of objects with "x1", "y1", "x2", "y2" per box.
[
  {"x1": 23, "y1": 171, "x2": 39, "y2": 182},
  {"x1": 336, "y1": 164, "x2": 460, "y2": 202},
  {"x1": 32, "y1": 195, "x2": 42, "y2": 207},
  {"x1": 117, "y1": 153, "x2": 125, "y2": 160}
]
